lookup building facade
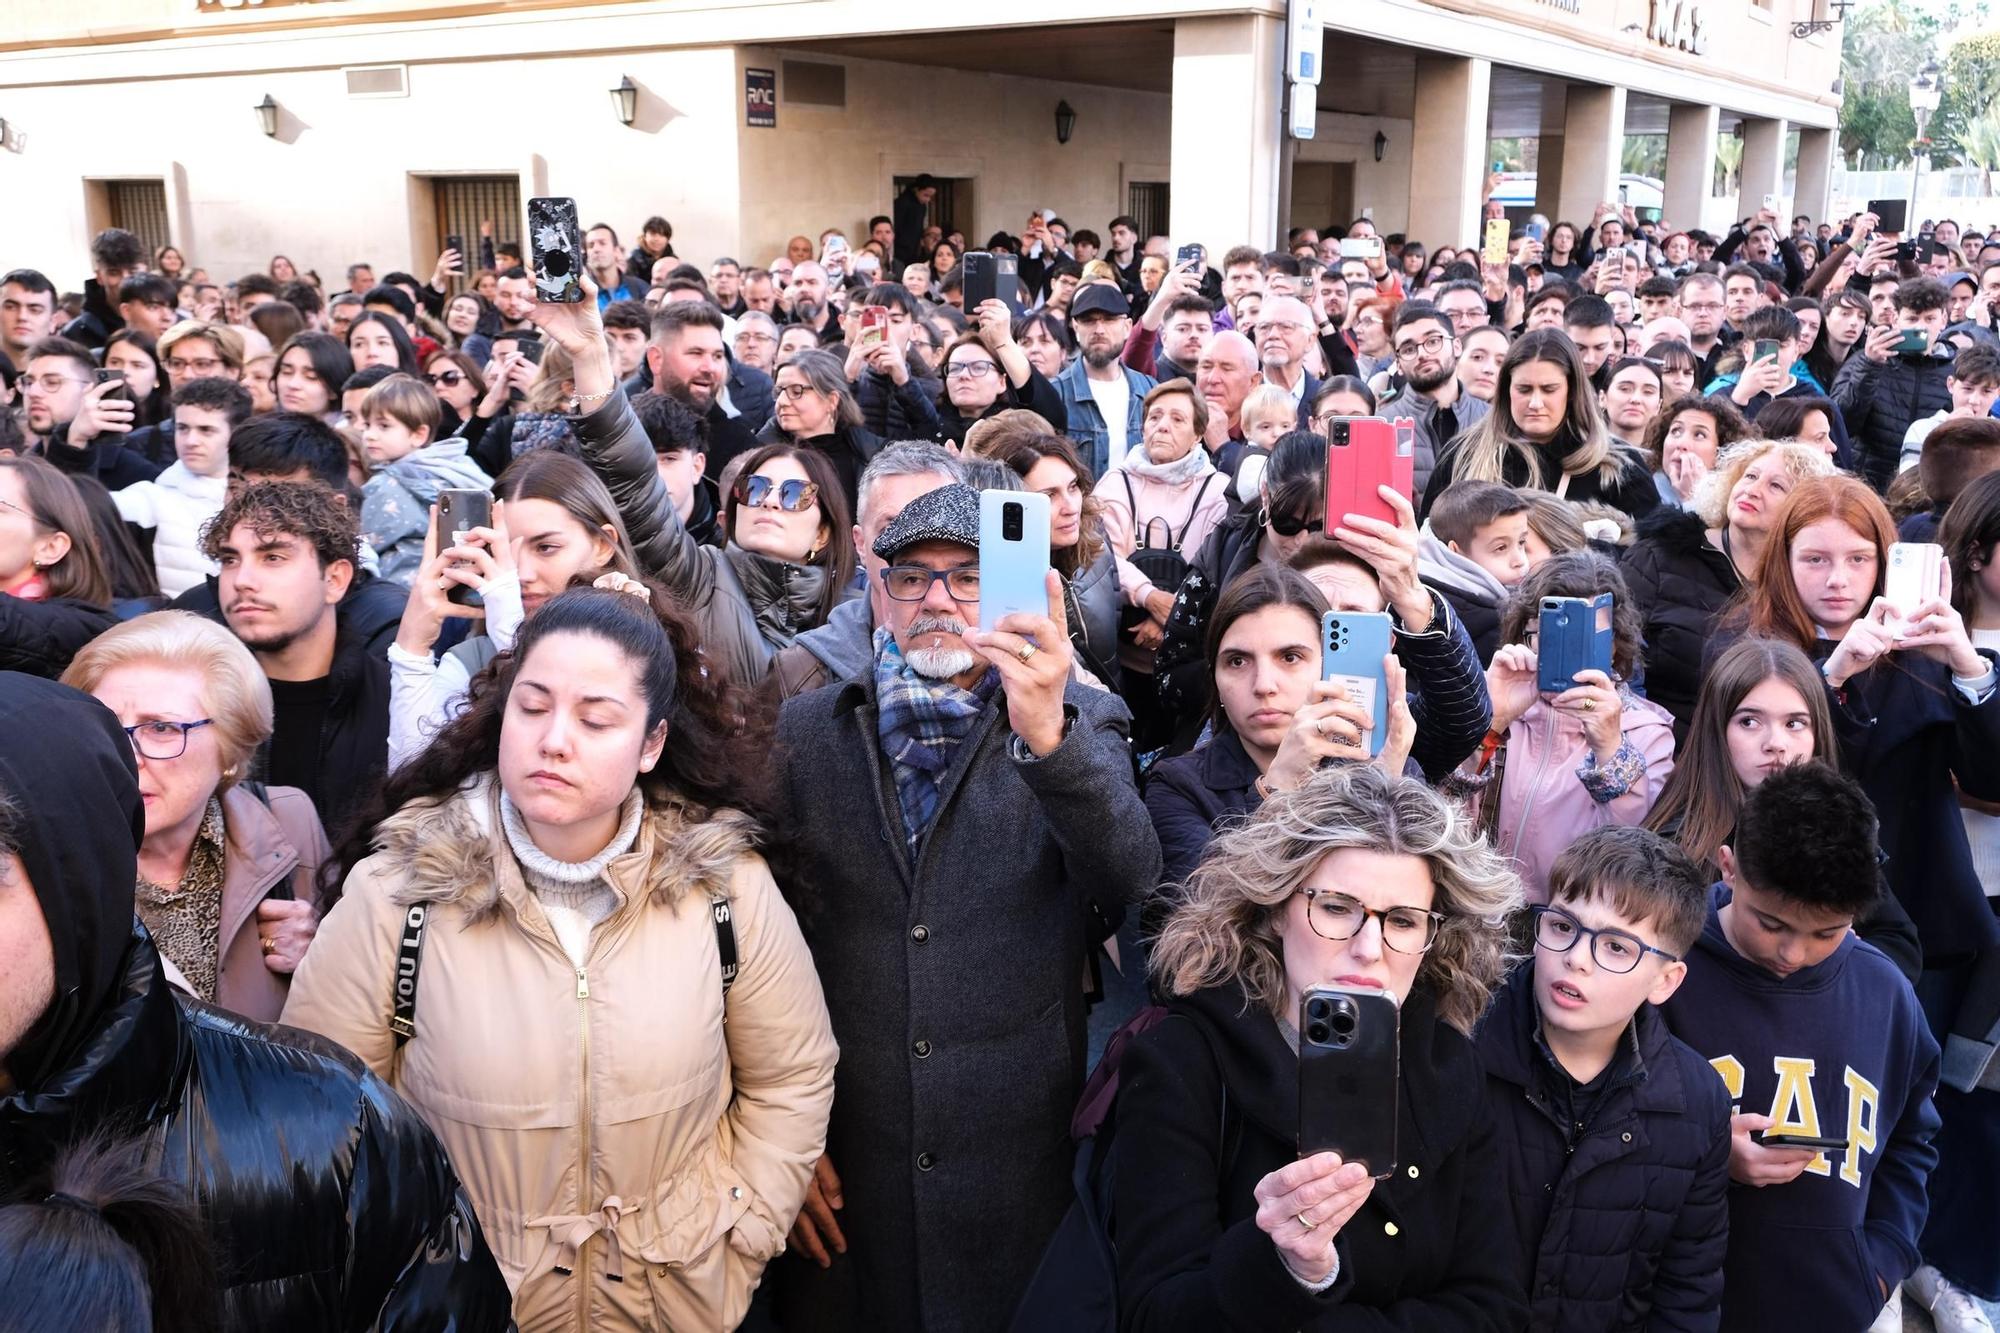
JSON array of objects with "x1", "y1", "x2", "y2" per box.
[{"x1": 0, "y1": 0, "x2": 1842, "y2": 282}]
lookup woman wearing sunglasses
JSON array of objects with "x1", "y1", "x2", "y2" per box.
[
  {"x1": 1114, "y1": 763, "x2": 1526, "y2": 1330},
  {"x1": 754, "y1": 347, "x2": 883, "y2": 514},
  {"x1": 423, "y1": 349, "x2": 487, "y2": 438}
]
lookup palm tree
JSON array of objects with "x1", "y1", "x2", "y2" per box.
[
  {"x1": 1957, "y1": 103, "x2": 2000, "y2": 194},
  {"x1": 1714, "y1": 135, "x2": 1743, "y2": 196}
]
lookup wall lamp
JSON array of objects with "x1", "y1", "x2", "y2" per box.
[
  {"x1": 1374, "y1": 130, "x2": 1388, "y2": 162},
  {"x1": 254, "y1": 94, "x2": 278, "y2": 138},
  {"x1": 1055, "y1": 99, "x2": 1076, "y2": 145},
  {"x1": 610, "y1": 76, "x2": 638, "y2": 127}
]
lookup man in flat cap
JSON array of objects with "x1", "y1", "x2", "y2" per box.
[{"x1": 769, "y1": 482, "x2": 1160, "y2": 1332}]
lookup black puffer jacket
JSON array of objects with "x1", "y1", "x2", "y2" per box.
[
  {"x1": 1476, "y1": 966, "x2": 1731, "y2": 1332},
  {"x1": 0, "y1": 593, "x2": 117, "y2": 678},
  {"x1": 0, "y1": 671, "x2": 512, "y2": 1332},
  {"x1": 1831, "y1": 348, "x2": 1954, "y2": 490},
  {"x1": 852, "y1": 365, "x2": 942, "y2": 444},
  {"x1": 1619, "y1": 507, "x2": 1741, "y2": 739},
  {"x1": 1153, "y1": 508, "x2": 1265, "y2": 751}
]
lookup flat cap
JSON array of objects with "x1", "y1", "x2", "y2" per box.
[{"x1": 872, "y1": 482, "x2": 982, "y2": 561}]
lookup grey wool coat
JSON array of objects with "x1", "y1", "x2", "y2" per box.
[{"x1": 770, "y1": 671, "x2": 1161, "y2": 1333}]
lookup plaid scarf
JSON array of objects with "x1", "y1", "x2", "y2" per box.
[{"x1": 873, "y1": 627, "x2": 998, "y2": 853}]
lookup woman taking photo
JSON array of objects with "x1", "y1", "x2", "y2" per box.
[
  {"x1": 273, "y1": 331, "x2": 355, "y2": 422},
  {"x1": 1728, "y1": 474, "x2": 2000, "y2": 962},
  {"x1": 1643, "y1": 393, "x2": 1751, "y2": 509},
  {"x1": 1146, "y1": 563, "x2": 1416, "y2": 889},
  {"x1": 1093, "y1": 378, "x2": 1231, "y2": 732},
  {"x1": 934, "y1": 300, "x2": 1067, "y2": 445},
  {"x1": 1422, "y1": 328, "x2": 1658, "y2": 521},
  {"x1": 1642, "y1": 634, "x2": 1920, "y2": 979},
  {"x1": 1014, "y1": 310, "x2": 1073, "y2": 382},
  {"x1": 389, "y1": 450, "x2": 643, "y2": 771},
  {"x1": 1622, "y1": 438, "x2": 1833, "y2": 736},
  {"x1": 1115, "y1": 764, "x2": 1526, "y2": 1330},
  {"x1": 285, "y1": 585, "x2": 838, "y2": 1331},
  {"x1": 1443, "y1": 550, "x2": 1675, "y2": 902},
  {"x1": 62, "y1": 612, "x2": 329, "y2": 1022},
  {"x1": 529, "y1": 275, "x2": 855, "y2": 687},
  {"x1": 755, "y1": 347, "x2": 884, "y2": 513},
  {"x1": 0, "y1": 456, "x2": 117, "y2": 678},
  {"x1": 103, "y1": 329, "x2": 172, "y2": 433}
]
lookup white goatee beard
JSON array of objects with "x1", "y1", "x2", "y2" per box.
[{"x1": 906, "y1": 646, "x2": 977, "y2": 679}]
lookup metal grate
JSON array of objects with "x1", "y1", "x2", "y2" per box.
[
  {"x1": 431, "y1": 176, "x2": 522, "y2": 286},
  {"x1": 106, "y1": 179, "x2": 170, "y2": 258},
  {"x1": 1128, "y1": 181, "x2": 1171, "y2": 240}
]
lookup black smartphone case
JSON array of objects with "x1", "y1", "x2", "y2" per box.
[
  {"x1": 962, "y1": 251, "x2": 997, "y2": 310},
  {"x1": 1299, "y1": 986, "x2": 1400, "y2": 1178},
  {"x1": 526, "y1": 197, "x2": 584, "y2": 304}
]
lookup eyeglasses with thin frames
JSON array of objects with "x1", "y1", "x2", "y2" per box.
[
  {"x1": 1529, "y1": 904, "x2": 1680, "y2": 973},
  {"x1": 1298, "y1": 888, "x2": 1445, "y2": 954}
]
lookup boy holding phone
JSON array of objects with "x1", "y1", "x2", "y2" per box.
[
  {"x1": 1478, "y1": 826, "x2": 1729, "y2": 1332},
  {"x1": 1834, "y1": 276, "x2": 1957, "y2": 488},
  {"x1": 1660, "y1": 764, "x2": 1940, "y2": 1333},
  {"x1": 355, "y1": 373, "x2": 494, "y2": 586}
]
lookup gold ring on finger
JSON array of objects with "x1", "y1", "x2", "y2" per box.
[
  {"x1": 1017, "y1": 641, "x2": 1037, "y2": 663},
  {"x1": 1296, "y1": 1211, "x2": 1317, "y2": 1231}
]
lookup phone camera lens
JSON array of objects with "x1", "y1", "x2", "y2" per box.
[
  {"x1": 1330, "y1": 1009, "x2": 1357, "y2": 1038},
  {"x1": 1306, "y1": 997, "x2": 1330, "y2": 1022},
  {"x1": 1306, "y1": 1022, "x2": 1331, "y2": 1045},
  {"x1": 543, "y1": 251, "x2": 572, "y2": 277},
  {"x1": 1002, "y1": 502, "x2": 1023, "y2": 541}
]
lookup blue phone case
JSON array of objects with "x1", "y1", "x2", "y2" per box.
[
  {"x1": 978, "y1": 491, "x2": 1051, "y2": 633},
  {"x1": 1536, "y1": 594, "x2": 1614, "y2": 693},
  {"x1": 1322, "y1": 612, "x2": 1394, "y2": 757}
]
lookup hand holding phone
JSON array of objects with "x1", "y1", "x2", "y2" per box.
[
  {"x1": 1299, "y1": 986, "x2": 1399, "y2": 1177},
  {"x1": 1322, "y1": 613, "x2": 1394, "y2": 758},
  {"x1": 1885, "y1": 542, "x2": 1945, "y2": 622},
  {"x1": 436, "y1": 489, "x2": 494, "y2": 606},
  {"x1": 1536, "y1": 595, "x2": 1615, "y2": 694},
  {"x1": 1482, "y1": 217, "x2": 1510, "y2": 266},
  {"x1": 1730, "y1": 1113, "x2": 1821, "y2": 1187},
  {"x1": 526, "y1": 197, "x2": 585, "y2": 304},
  {"x1": 93, "y1": 368, "x2": 128, "y2": 403}
]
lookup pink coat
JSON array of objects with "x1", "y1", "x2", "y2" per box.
[
  {"x1": 1093, "y1": 461, "x2": 1231, "y2": 672},
  {"x1": 1489, "y1": 689, "x2": 1677, "y2": 903}
]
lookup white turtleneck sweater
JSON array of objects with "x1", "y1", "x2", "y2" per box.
[{"x1": 500, "y1": 788, "x2": 645, "y2": 967}]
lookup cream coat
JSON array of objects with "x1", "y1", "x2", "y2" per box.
[{"x1": 281, "y1": 775, "x2": 836, "y2": 1332}]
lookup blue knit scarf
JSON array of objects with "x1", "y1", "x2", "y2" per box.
[{"x1": 873, "y1": 627, "x2": 998, "y2": 853}]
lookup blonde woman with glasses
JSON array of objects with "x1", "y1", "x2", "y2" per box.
[{"x1": 1112, "y1": 764, "x2": 1527, "y2": 1329}]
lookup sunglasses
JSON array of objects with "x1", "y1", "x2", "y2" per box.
[
  {"x1": 735, "y1": 476, "x2": 820, "y2": 512},
  {"x1": 1263, "y1": 508, "x2": 1324, "y2": 538},
  {"x1": 427, "y1": 370, "x2": 465, "y2": 387}
]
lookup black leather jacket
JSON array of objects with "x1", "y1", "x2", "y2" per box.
[{"x1": 0, "y1": 928, "x2": 514, "y2": 1332}]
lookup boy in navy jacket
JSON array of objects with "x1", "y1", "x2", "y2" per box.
[
  {"x1": 1479, "y1": 826, "x2": 1731, "y2": 1332},
  {"x1": 1660, "y1": 763, "x2": 1941, "y2": 1333}
]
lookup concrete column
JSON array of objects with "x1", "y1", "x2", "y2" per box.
[
  {"x1": 1170, "y1": 13, "x2": 1285, "y2": 253},
  {"x1": 1535, "y1": 85, "x2": 1568, "y2": 220},
  {"x1": 1663, "y1": 102, "x2": 1718, "y2": 234},
  {"x1": 1793, "y1": 125, "x2": 1837, "y2": 227},
  {"x1": 1555, "y1": 83, "x2": 1627, "y2": 230},
  {"x1": 1407, "y1": 56, "x2": 1492, "y2": 248},
  {"x1": 1737, "y1": 116, "x2": 1788, "y2": 217}
]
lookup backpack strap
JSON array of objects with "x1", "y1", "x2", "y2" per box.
[
  {"x1": 712, "y1": 894, "x2": 738, "y2": 995},
  {"x1": 389, "y1": 904, "x2": 429, "y2": 1048},
  {"x1": 1173, "y1": 474, "x2": 1219, "y2": 550}
]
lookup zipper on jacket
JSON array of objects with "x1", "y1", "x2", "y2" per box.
[
  {"x1": 1510, "y1": 709, "x2": 1562, "y2": 856},
  {"x1": 576, "y1": 963, "x2": 594, "y2": 1317}
]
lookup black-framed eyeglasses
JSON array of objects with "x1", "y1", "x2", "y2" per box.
[
  {"x1": 774, "y1": 383, "x2": 823, "y2": 402},
  {"x1": 1394, "y1": 332, "x2": 1451, "y2": 361},
  {"x1": 1299, "y1": 888, "x2": 1444, "y2": 954},
  {"x1": 1530, "y1": 904, "x2": 1680, "y2": 973},
  {"x1": 880, "y1": 564, "x2": 981, "y2": 602},
  {"x1": 123, "y1": 718, "x2": 215, "y2": 761},
  {"x1": 1263, "y1": 507, "x2": 1324, "y2": 539},
  {"x1": 735, "y1": 476, "x2": 820, "y2": 512}
]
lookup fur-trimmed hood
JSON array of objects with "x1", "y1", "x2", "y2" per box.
[
  {"x1": 1633, "y1": 501, "x2": 1713, "y2": 555},
  {"x1": 372, "y1": 773, "x2": 761, "y2": 924}
]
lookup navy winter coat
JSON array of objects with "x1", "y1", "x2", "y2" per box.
[
  {"x1": 1620, "y1": 507, "x2": 1741, "y2": 739},
  {"x1": 1477, "y1": 966, "x2": 1731, "y2": 1332}
]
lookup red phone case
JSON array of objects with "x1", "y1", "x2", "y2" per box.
[{"x1": 1325, "y1": 418, "x2": 1414, "y2": 532}]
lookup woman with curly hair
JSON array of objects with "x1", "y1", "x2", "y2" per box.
[{"x1": 1113, "y1": 763, "x2": 1527, "y2": 1329}]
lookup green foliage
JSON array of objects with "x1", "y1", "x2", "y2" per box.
[
  {"x1": 1956, "y1": 102, "x2": 2000, "y2": 191},
  {"x1": 1622, "y1": 135, "x2": 1667, "y2": 178},
  {"x1": 1935, "y1": 32, "x2": 2000, "y2": 160}
]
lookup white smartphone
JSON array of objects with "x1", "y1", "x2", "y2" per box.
[
  {"x1": 1885, "y1": 542, "x2": 1944, "y2": 620},
  {"x1": 978, "y1": 490, "x2": 1052, "y2": 634}
]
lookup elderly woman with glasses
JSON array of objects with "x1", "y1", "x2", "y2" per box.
[
  {"x1": 1111, "y1": 763, "x2": 1527, "y2": 1331},
  {"x1": 61, "y1": 611, "x2": 330, "y2": 1023}
]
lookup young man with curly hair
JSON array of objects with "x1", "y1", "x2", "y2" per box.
[
  {"x1": 201, "y1": 480, "x2": 388, "y2": 832},
  {"x1": 1661, "y1": 763, "x2": 1941, "y2": 1333}
]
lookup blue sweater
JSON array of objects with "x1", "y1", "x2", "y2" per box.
[{"x1": 1659, "y1": 883, "x2": 1941, "y2": 1333}]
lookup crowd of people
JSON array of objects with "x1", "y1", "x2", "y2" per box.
[{"x1": 2, "y1": 182, "x2": 2000, "y2": 1333}]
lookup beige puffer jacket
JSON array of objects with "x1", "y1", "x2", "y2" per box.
[{"x1": 281, "y1": 774, "x2": 836, "y2": 1332}]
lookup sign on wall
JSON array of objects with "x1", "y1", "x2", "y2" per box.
[{"x1": 746, "y1": 69, "x2": 776, "y2": 128}]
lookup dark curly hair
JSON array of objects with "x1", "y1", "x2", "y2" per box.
[
  {"x1": 323, "y1": 579, "x2": 791, "y2": 910},
  {"x1": 1496, "y1": 549, "x2": 1645, "y2": 681},
  {"x1": 198, "y1": 480, "x2": 358, "y2": 570},
  {"x1": 1732, "y1": 761, "x2": 1880, "y2": 916}
]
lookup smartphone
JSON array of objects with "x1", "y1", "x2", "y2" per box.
[
  {"x1": 1763, "y1": 194, "x2": 1778, "y2": 213},
  {"x1": 1322, "y1": 612, "x2": 1394, "y2": 757},
  {"x1": 977, "y1": 490, "x2": 1051, "y2": 633},
  {"x1": 1536, "y1": 594, "x2": 1615, "y2": 694},
  {"x1": 1752, "y1": 339, "x2": 1780, "y2": 363},
  {"x1": 961, "y1": 251, "x2": 1022, "y2": 316},
  {"x1": 1918, "y1": 238, "x2": 1947, "y2": 262},
  {"x1": 1868, "y1": 198, "x2": 1908, "y2": 235},
  {"x1": 1176, "y1": 242, "x2": 1205, "y2": 269},
  {"x1": 1324, "y1": 417, "x2": 1412, "y2": 532},
  {"x1": 858, "y1": 305, "x2": 888, "y2": 349},
  {"x1": 1525, "y1": 220, "x2": 1548, "y2": 243},
  {"x1": 1299, "y1": 986, "x2": 1399, "y2": 1178},
  {"x1": 1885, "y1": 542, "x2": 1945, "y2": 617},
  {"x1": 93, "y1": 368, "x2": 127, "y2": 402},
  {"x1": 1755, "y1": 1132, "x2": 1851, "y2": 1154},
  {"x1": 444, "y1": 234, "x2": 465, "y2": 267},
  {"x1": 1896, "y1": 327, "x2": 1931, "y2": 354},
  {"x1": 1339, "y1": 237, "x2": 1384, "y2": 261},
  {"x1": 436, "y1": 489, "x2": 493, "y2": 607},
  {"x1": 1895, "y1": 240, "x2": 1918, "y2": 265},
  {"x1": 1482, "y1": 217, "x2": 1510, "y2": 266},
  {"x1": 525, "y1": 196, "x2": 585, "y2": 304}
]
